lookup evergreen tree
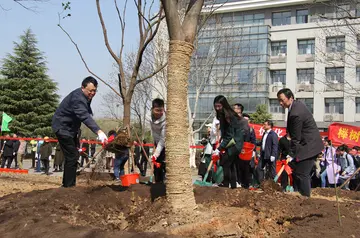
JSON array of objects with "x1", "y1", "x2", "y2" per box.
[
  {"x1": 250, "y1": 104, "x2": 272, "y2": 124},
  {"x1": 0, "y1": 28, "x2": 59, "y2": 136}
]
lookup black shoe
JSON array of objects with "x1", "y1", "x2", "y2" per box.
[{"x1": 218, "y1": 183, "x2": 229, "y2": 188}]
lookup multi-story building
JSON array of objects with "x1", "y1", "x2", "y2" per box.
[{"x1": 190, "y1": 0, "x2": 360, "y2": 131}]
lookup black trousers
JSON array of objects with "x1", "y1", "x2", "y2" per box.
[
  {"x1": 256, "y1": 158, "x2": 276, "y2": 183},
  {"x1": 139, "y1": 156, "x2": 147, "y2": 176},
  {"x1": 236, "y1": 159, "x2": 251, "y2": 188},
  {"x1": 42, "y1": 159, "x2": 50, "y2": 174},
  {"x1": 290, "y1": 156, "x2": 316, "y2": 197},
  {"x1": 56, "y1": 133, "x2": 79, "y2": 187},
  {"x1": 220, "y1": 153, "x2": 237, "y2": 189},
  {"x1": 1, "y1": 156, "x2": 12, "y2": 168},
  {"x1": 154, "y1": 149, "x2": 165, "y2": 183},
  {"x1": 31, "y1": 151, "x2": 36, "y2": 168}
]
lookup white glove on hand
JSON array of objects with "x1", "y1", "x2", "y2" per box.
[
  {"x1": 78, "y1": 149, "x2": 83, "y2": 152},
  {"x1": 270, "y1": 156, "x2": 275, "y2": 162},
  {"x1": 252, "y1": 151, "x2": 256, "y2": 158},
  {"x1": 213, "y1": 149, "x2": 220, "y2": 155},
  {"x1": 97, "y1": 130, "x2": 108, "y2": 143},
  {"x1": 286, "y1": 155, "x2": 293, "y2": 163},
  {"x1": 48, "y1": 155, "x2": 52, "y2": 161}
]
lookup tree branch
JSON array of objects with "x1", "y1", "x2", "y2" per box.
[
  {"x1": 137, "y1": 62, "x2": 167, "y2": 84},
  {"x1": 161, "y1": 0, "x2": 184, "y2": 40},
  {"x1": 57, "y1": 16, "x2": 121, "y2": 98}
]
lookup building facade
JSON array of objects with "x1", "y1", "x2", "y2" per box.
[{"x1": 190, "y1": 0, "x2": 360, "y2": 130}]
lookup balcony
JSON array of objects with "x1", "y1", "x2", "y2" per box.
[
  {"x1": 325, "y1": 82, "x2": 344, "y2": 92},
  {"x1": 324, "y1": 114, "x2": 344, "y2": 122},
  {"x1": 270, "y1": 53, "x2": 286, "y2": 64},
  {"x1": 296, "y1": 82, "x2": 314, "y2": 92},
  {"x1": 269, "y1": 82, "x2": 285, "y2": 98},
  {"x1": 296, "y1": 54, "x2": 314, "y2": 62}
]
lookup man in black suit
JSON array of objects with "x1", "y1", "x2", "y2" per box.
[
  {"x1": 256, "y1": 120, "x2": 278, "y2": 183},
  {"x1": 277, "y1": 88, "x2": 323, "y2": 197},
  {"x1": 52, "y1": 76, "x2": 108, "y2": 187}
]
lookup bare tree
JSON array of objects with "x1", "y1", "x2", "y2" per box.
[
  {"x1": 187, "y1": 13, "x2": 261, "y2": 167},
  {"x1": 58, "y1": 0, "x2": 166, "y2": 129},
  {"x1": 160, "y1": 0, "x2": 204, "y2": 214}
]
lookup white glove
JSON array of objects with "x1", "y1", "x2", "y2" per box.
[
  {"x1": 270, "y1": 156, "x2": 275, "y2": 162},
  {"x1": 286, "y1": 155, "x2": 294, "y2": 163},
  {"x1": 97, "y1": 130, "x2": 108, "y2": 143},
  {"x1": 48, "y1": 155, "x2": 52, "y2": 161},
  {"x1": 78, "y1": 149, "x2": 83, "y2": 152},
  {"x1": 213, "y1": 149, "x2": 220, "y2": 155},
  {"x1": 13, "y1": 152, "x2": 16, "y2": 156},
  {"x1": 252, "y1": 151, "x2": 256, "y2": 157}
]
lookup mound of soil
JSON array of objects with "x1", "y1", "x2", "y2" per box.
[{"x1": 0, "y1": 174, "x2": 359, "y2": 238}]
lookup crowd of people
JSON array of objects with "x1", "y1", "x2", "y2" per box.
[
  {"x1": 1, "y1": 76, "x2": 359, "y2": 196},
  {"x1": 198, "y1": 89, "x2": 359, "y2": 196}
]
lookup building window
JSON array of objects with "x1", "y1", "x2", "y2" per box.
[
  {"x1": 272, "y1": 11, "x2": 291, "y2": 26},
  {"x1": 335, "y1": 4, "x2": 350, "y2": 18},
  {"x1": 297, "y1": 69, "x2": 314, "y2": 84},
  {"x1": 326, "y1": 36, "x2": 345, "y2": 53},
  {"x1": 298, "y1": 39, "x2": 315, "y2": 54},
  {"x1": 357, "y1": 67, "x2": 360, "y2": 82},
  {"x1": 325, "y1": 98, "x2": 344, "y2": 114},
  {"x1": 296, "y1": 9, "x2": 309, "y2": 23},
  {"x1": 326, "y1": 67, "x2": 344, "y2": 83},
  {"x1": 271, "y1": 70, "x2": 286, "y2": 84},
  {"x1": 269, "y1": 99, "x2": 284, "y2": 113},
  {"x1": 271, "y1": 41, "x2": 287, "y2": 56},
  {"x1": 356, "y1": 98, "x2": 360, "y2": 114},
  {"x1": 234, "y1": 13, "x2": 265, "y2": 26},
  {"x1": 297, "y1": 98, "x2": 314, "y2": 114}
]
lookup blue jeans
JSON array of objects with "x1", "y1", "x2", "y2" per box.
[
  {"x1": 320, "y1": 170, "x2": 327, "y2": 188},
  {"x1": 114, "y1": 155, "x2": 128, "y2": 179}
]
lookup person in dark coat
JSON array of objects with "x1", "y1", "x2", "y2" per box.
[
  {"x1": 256, "y1": 120, "x2": 278, "y2": 183},
  {"x1": 12, "y1": 133, "x2": 20, "y2": 168},
  {"x1": 54, "y1": 143, "x2": 64, "y2": 172},
  {"x1": 52, "y1": 76, "x2": 108, "y2": 187},
  {"x1": 277, "y1": 88, "x2": 323, "y2": 197},
  {"x1": 140, "y1": 139, "x2": 149, "y2": 176},
  {"x1": 278, "y1": 134, "x2": 292, "y2": 191},
  {"x1": 1, "y1": 134, "x2": 13, "y2": 168},
  {"x1": 213, "y1": 95, "x2": 245, "y2": 189},
  {"x1": 40, "y1": 137, "x2": 53, "y2": 175}
]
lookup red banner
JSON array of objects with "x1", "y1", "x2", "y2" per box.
[
  {"x1": 249, "y1": 123, "x2": 287, "y2": 140},
  {"x1": 328, "y1": 123, "x2": 360, "y2": 147}
]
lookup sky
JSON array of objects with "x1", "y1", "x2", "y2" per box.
[{"x1": 0, "y1": 0, "x2": 159, "y2": 118}]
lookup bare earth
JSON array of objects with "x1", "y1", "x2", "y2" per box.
[{"x1": 0, "y1": 172, "x2": 359, "y2": 238}]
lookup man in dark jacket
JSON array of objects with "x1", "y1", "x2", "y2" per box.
[
  {"x1": 277, "y1": 88, "x2": 323, "y2": 197},
  {"x1": 12, "y1": 133, "x2": 20, "y2": 169},
  {"x1": 256, "y1": 120, "x2": 278, "y2": 183},
  {"x1": 1, "y1": 134, "x2": 13, "y2": 168},
  {"x1": 52, "y1": 76, "x2": 108, "y2": 187}
]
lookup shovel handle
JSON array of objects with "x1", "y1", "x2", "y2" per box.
[
  {"x1": 203, "y1": 160, "x2": 214, "y2": 182},
  {"x1": 274, "y1": 165, "x2": 285, "y2": 183}
]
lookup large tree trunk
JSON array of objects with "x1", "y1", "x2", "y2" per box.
[
  {"x1": 123, "y1": 98, "x2": 131, "y2": 128},
  {"x1": 166, "y1": 40, "x2": 197, "y2": 212}
]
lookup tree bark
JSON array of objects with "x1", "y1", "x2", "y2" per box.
[
  {"x1": 123, "y1": 98, "x2": 131, "y2": 128},
  {"x1": 166, "y1": 40, "x2": 197, "y2": 212}
]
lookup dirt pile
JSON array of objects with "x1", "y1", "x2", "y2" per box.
[{"x1": 0, "y1": 173, "x2": 358, "y2": 238}]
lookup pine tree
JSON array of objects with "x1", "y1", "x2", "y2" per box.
[
  {"x1": 250, "y1": 104, "x2": 272, "y2": 124},
  {"x1": 0, "y1": 28, "x2": 59, "y2": 136}
]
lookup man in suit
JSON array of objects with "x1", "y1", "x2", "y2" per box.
[
  {"x1": 256, "y1": 120, "x2": 278, "y2": 183},
  {"x1": 277, "y1": 88, "x2": 323, "y2": 197}
]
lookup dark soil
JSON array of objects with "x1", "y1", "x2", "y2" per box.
[{"x1": 0, "y1": 176, "x2": 359, "y2": 237}]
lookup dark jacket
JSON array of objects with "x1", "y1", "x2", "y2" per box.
[
  {"x1": 2, "y1": 140, "x2": 14, "y2": 157},
  {"x1": 218, "y1": 115, "x2": 244, "y2": 157},
  {"x1": 40, "y1": 142, "x2": 53, "y2": 160},
  {"x1": 278, "y1": 136, "x2": 291, "y2": 160},
  {"x1": 13, "y1": 140, "x2": 20, "y2": 155},
  {"x1": 52, "y1": 88, "x2": 100, "y2": 137},
  {"x1": 260, "y1": 130, "x2": 278, "y2": 161},
  {"x1": 287, "y1": 100, "x2": 323, "y2": 161}
]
